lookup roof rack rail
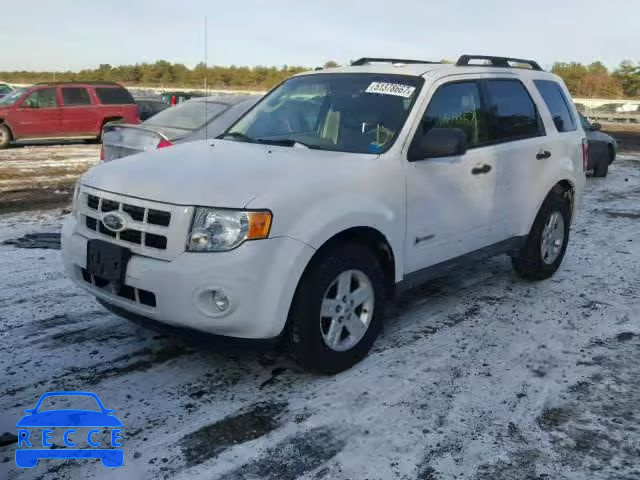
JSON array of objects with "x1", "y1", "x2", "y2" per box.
[
  {"x1": 351, "y1": 57, "x2": 440, "y2": 66},
  {"x1": 34, "y1": 80, "x2": 122, "y2": 86},
  {"x1": 456, "y1": 55, "x2": 543, "y2": 71}
]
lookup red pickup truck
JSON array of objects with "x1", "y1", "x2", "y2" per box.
[{"x1": 0, "y1": 82, "x2": 139, "y2": 148}]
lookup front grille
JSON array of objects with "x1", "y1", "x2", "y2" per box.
[
  {"x1": 147, "y1": 209, "x2": 171, "y2": 227},
  {"x1": 120, "y1": 229, "x2": 142, "y2": 244},
  {"x1": 145, "y1": 233, "x2": 167, "y2": 249},
  {"x1": 81, "y1": 268, "x2": 156, "y2": 307},
  {"x1": 123, "y1": 204, "x2": 145, "y2": 221},
  {"x1": 84, "y1": 193, "x2": 171, "y2": 250},
  {"x1": 87, "y1": 194, "x2": 171, "y2": 227}
]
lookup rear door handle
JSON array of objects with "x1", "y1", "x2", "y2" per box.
[
  {"x1": 536, "y1": 150, "x2": 551, "y2": 160},
  {"x1": 471, "y1": 164, "x2": 492, "y2": 175}
]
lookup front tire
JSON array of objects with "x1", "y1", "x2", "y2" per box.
[
  {"x1": 512, "y1": 192, "x2": 571, "y2": 280},
  {"x1": 286, "y1": 244, "x2": 386, "y2": 373},
  {"x1": 0, "y1": 124, "x2": 11, "y2": 149}
]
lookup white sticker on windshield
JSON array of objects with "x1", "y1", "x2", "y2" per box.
[{"x1": 365, "y1": 82, "x2": 416, "y2": 98}]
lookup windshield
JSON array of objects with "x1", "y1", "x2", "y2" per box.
[
  {"x1": 224, "y1": 73, "x2": 424, "y2": 154},
  {"x1": 144, "y1": 100, "x2": 229, "y2": 130},
  {"x1": 0, "y1": 84, "x2": 12, "y2": 94},
  {"x1": 0, "y1": 87, "x2": 25, "y2": 105}
]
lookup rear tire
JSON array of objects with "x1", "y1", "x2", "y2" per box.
[
  {"x1": 286, "y1": 244, "x2": 386, "y2": 373},
  {"x1": 608, "y1": 144, "x2": 616, "y2": 165},
  {"x1": 0, "y1": 124, "x2": 11, "y2": 149},
  {"x1": 593, "y1": 158, "x2": 608, "y2": 177},
  {"x1": 512, "y1": 192, "x2": 571, "y2": 281}
]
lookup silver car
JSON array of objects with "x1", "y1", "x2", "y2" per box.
[{"x1": 101, "y1": 94, "x2": 260, "y2": 161}]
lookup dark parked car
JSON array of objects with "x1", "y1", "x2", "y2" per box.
[
  {"x1": 101, "y1": 94, "x2": 260, "y2": 161},
  {"x1": 0, "y1": 81, "x2": 139, "y2": 149},
  {"x1": 579, "y1": 112, "x2": 616, "y2": 177},
  {"x1": 135, "y1": 98, "x2": 170, "y2": 121},
  {"x1": 160, "y1": 91, "x2": 206, "y2": 105},
  {"x1": 0, "y1": 83, "x2": 13, "y2": 99}
]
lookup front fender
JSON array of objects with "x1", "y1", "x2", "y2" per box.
[{"x1": 270, "y1": 194, "x2": 405, "y2": 282}]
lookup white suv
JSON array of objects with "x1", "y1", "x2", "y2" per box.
[{"x1": 62, "y1": 55, "x2": 586, "y2": 373}]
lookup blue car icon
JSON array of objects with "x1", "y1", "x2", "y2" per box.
[{"x1": 16, "y1": 391, "x2": 123, "y2": 468}]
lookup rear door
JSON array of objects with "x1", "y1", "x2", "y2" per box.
[
  {"x1": 480, "y1": 78, "x2": 548, "y2": 240},
  {"x1": 12, "y1": 87, "x2": 61, "y2": 138},
  {"x1": 60, "y1": 87, "x2": 96, "y2": 136},
  {"x1": 404, "y1": 77, "x2": 499, "y2": 271}
]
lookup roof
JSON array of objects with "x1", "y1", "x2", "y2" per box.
[
  {"x1": 33, "y1": 81, "x2": 124, "y2": 87},
  {"x1": 296, "y1": 55, "x2": 560, "y2": 81}
]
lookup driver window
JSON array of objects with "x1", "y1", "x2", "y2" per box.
[
  {"x1": 418, "y1": 81, "x2": 488, "y2": 148},
  {"x1": 22, "y1": 88, "x2": 58, "y2": 109}
]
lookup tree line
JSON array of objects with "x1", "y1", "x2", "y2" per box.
[
  {"x1": 1, "y1": 59, "x2": 639, "y2": 98},
  {"x1": 551, "y1": 61, "x2": 640, "y2": 98}
]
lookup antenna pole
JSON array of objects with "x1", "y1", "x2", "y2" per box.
[{"x1": 204, "y1": 16, "x2": 208, "y2": 141}]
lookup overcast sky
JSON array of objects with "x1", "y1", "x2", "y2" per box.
[{"x1": 2, "y1": 0, "x2": 638, "y2": 71}]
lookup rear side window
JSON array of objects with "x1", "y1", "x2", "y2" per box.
[
  {"x1": 62, "y1": 87, "x2": 91, "y2": 106},
  {"x1": 94, "y1": 87, "x2": 135, "y2": 105},
  {"x1": 485, "y1": 80, "x2": 542, "y2": 142},
  {"x1": 534, "y1": 80, "x2": 576, "y2": 133},
  {"x1": 419, "y1": 81, "x2": 489, "y2": 148}
]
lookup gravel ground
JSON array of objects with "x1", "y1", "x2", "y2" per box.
[
  {"x1": 0, "y1": 151, "x2": 639, "y2": 480},
  {"x1": 0, "y1": 142, "x2": 100, "y2": 213}
]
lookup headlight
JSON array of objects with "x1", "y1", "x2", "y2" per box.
[
  {"x1": 187, "y1": 208, "x2": 272, "y2": 252},
  {"x1": 71, "y1": 182, "x2": 81, "y2": 215}
]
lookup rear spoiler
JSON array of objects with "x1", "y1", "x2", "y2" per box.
[{"x1": 101, "y1": 123, "x2": 170, "y2": 141}]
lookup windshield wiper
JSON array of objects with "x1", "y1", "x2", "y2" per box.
[
  {"x1": 220, "y1": 131, "x2": 255, "y2": 143},
  {"x1": 256, "y1": 138, "x2": 316, "y2": 149}
]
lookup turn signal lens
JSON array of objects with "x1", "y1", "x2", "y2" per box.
[{"x1": 247, "y1": 211, "x2": 272, "y2": 239}]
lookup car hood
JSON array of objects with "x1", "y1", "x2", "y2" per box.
[
  {"x1": 82, "y1": 140, "x2": 378, "y2": 208},
  {"x1": 16, "y1": 410, "x2": 123, "y2": 427}
]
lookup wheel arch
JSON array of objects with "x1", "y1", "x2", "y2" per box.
[
  {"x1": 101, "y1": 116, "x2": 124, "y2": 126},
  {"x1": 298, "y1": 226, "x2": 397, "y2": 299},
  {"x1": 0, "y1": 119, "x2": 15, "y2": 139},
  {"x1": 529, "y1": 179, "x2": 576, "y2": 229}
]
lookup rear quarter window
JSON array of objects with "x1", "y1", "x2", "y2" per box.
[
  {"x1": 533, "y1": 80, "x2": 576, "y2": 133},
  {"x1": 485, "y1": 79, "x2": 543, "y2": 142},
  {"x1": 94, "y1": 87, "x2": 135, "y2": 105}
]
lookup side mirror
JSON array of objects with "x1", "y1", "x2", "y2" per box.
[
  {"x1": 408, "y1": 128, "x2": 467, "y2": 161},
  {"x1": 591, "y1": 122, "x2": 602, "y2": 131}
]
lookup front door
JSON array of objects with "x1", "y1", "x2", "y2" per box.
[
  {"x1": 13, "y1": 87, "x2": 61, "y2": 138},
  {"x1": 404, "y1": 78, "x2": 498, "y2": 273}
]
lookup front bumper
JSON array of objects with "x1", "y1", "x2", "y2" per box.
[{"x1": 61, "y1": 217, "x2": 315, "y2": 339}]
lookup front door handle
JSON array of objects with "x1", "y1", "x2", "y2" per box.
[
  {"x1": 536, "y1": 150, "x2": 552, "y2": 160},
  {"x1": 471, "y1": 164, "x2": 492, "y2": 175}
]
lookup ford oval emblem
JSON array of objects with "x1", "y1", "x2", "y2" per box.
[{"x1": 101, "y1": 212, "x2": 127, "y2": 232}]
